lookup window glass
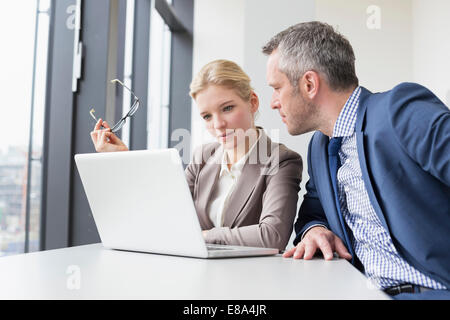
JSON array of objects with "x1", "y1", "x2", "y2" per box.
[
  {"x1": 0, "y1": 0, "x2": 50, "y2": 256},
  {"x1": 147, "y1": 0, "x2": 172, "y2": 149},
  {"x1": 120, "y1": 0, "x2": 135, "y2": 147}
]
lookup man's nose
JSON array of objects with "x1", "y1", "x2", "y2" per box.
[{"x1": 270, "y1": 94, "x2": 280, "y2": 110}]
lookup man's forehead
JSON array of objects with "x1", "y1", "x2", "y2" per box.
[
  {"x1": 267, "y1": 50, "x2": 279, "y2": 68},
  {"x1": 266, "y1": 53, "x2": 279, "y2": 78},
  {"x1": 266, "y1": 53, "x2": 284, "y2": 84}
]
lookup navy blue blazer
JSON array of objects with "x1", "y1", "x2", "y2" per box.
[{"x1": 294, "y1": 83, "x2": 450, "y2": 289}]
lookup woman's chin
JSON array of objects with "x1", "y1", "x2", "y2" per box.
[{"x1": 219, "y1": 139, "x2": 236, "y2": 150}]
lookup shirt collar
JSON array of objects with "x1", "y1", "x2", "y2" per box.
[
  {"x1": 219, "y1": 128, "x2": 262, "y2": 177},
  {"x1": 332, "y1": 86, "x2": 361, "y2": 138}
]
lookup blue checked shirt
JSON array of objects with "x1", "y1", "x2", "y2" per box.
[{"x1": 332, "y1": 86, "x2": 446, "y2": 290}]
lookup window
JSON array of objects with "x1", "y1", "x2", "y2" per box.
[
  {"x1": 148, "y1": 0, "x2": 172, "y2": 149},
  {"x1": 119, "y1": 0, "x2": 136, "y2": 147},
  {"x1": 0, "y1": 0, "x2": 51, "y2": 256},
  {"x1": 36, "y1": 0, "x2": 192, "y2": 249}
]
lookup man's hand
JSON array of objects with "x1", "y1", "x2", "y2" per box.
[
  {"x1": 202, "y1": 230, "x2": 209, "y2": 239},
  {"x1": 283, "y1": 226, "x2": 352, "y2": 260}
]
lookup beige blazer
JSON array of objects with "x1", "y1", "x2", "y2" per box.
[{"x1": 185, "y1": 129, "x2": 302, "y2": 251}]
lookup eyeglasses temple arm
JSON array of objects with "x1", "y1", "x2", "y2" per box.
[{"x1": 110, "y1": 79, "x2": 139, "y2": 101}]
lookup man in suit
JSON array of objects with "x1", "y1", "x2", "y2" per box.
[{"x1": 262, "y1": 21, "x2": 450, "y2": 299}]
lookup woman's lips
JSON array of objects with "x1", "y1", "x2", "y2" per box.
[{"x1": 218, "y1": 131, "x2": 234, "y2": 142}]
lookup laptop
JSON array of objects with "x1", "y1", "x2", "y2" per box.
[{"x1": 74, "y1": 149, "x2": 279, "y2": 258}]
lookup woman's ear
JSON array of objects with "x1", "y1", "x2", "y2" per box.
[{"x1": 250, "y1": 91, "x2": 259, "y2": 113}]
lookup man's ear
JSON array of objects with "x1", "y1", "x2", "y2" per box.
[{"x1": 300, "y1": 71, "x2": 320, "y2": 99}]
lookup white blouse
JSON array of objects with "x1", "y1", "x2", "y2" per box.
[{"x1": 207, "y1": 130, "x2": 261, "y2": 227}]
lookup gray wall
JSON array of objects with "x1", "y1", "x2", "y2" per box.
[
  {"x1": 412, "y1": 0, "x2": 450, "y2": 106},
  {"x1": 191, "y1": 0, "x2": 315, "y2": 161},
  {"x1": 316, "y1": 0, "x2": 413, "y2": 92}
]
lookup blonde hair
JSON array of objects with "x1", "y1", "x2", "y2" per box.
[{"x1": 189, "y1": 59, "x2": 253, "y2": 101}]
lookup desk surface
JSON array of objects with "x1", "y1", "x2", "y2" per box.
[{"x1": 0, "y1": 243, "x2": 389, "y2": 300}]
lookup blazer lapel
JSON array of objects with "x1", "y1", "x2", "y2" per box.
[
  {"x1": 222, "y1": 130, "x2": 270, "y2": 227},
  {"x1": 195, "y1": 148, "x2": 221, "y2": 229},
  {"x1": 313, "y1": 134, "x2": 348, "y2": 242},
  {"x1": 222, "y1": 162, "x2": 259, "y2": 227},
  {"x1": 355, "y1": 88, "x2": 389, "y2": 232}
]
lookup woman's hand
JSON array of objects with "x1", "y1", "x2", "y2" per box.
[{"x1": 90, "y1": 119, "x2": 129, "y2": 153}]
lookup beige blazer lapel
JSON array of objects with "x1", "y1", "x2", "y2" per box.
[
  {"x1": 222, "y1": 161, "x2": 261, "y2": 227},
  {"x1": 222, "y1": 130, "x2": 273, "y2": 227},
  {"x1": 195, "y1": 147, "x2": 222, "y2": 229}
]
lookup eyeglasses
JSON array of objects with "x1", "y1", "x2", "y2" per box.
[{"x1": 89, "y1": 79, "x2": 140, "y2": 133}]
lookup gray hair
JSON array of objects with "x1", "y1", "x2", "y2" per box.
[{"x1": 262, "y1": 21, "x2": 358, "y2": 91}]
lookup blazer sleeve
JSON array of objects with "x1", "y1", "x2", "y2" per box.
[
  {"x1": 205, "y1": 147, "x2": 303, "y2": 251},
  {"x1": 388, "y1": 83, "x2": 450, "y2": 186},
  {"x1": 293, "y1": 135, "x2": 330, "y2": 246}
]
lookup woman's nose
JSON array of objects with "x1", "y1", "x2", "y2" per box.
[{"x1": 213, "y1": 116, "x2": 226, "y2": 129}]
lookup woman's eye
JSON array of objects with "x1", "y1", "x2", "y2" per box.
[
  {"x1": 203, "y1": 114, "x2": 211, "y2": 120},
  {"x1": 223, "y1": 105, "x2": 233, "y2": 112}
]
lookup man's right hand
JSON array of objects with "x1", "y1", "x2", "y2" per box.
[
  {"x1": 90, "y1": 119, "x2": 129, "y2": 153},
  {"x1": 283, "y1": 226, "x2": 352, "y2": 261}
]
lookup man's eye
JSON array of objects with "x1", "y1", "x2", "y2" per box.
[{"x1": 223, "y1": 105, "x2": 233, "y2": 112}]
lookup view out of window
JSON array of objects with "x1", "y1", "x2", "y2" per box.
[
  {"x1": 0, "y1": 0, "x2": 50, "y2": 256},
  {"x1": 119, "y1": 0, "x2": 135, "y2": 147}
]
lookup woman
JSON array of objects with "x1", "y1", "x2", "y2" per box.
[{"x1": 91, "y1": 59, "x2": 302, "y2": 251}]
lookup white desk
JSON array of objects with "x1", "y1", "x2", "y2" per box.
[{"x1": 0, "y1": 243, "x2": 389, "y2": 300}]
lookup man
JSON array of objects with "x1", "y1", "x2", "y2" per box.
[{"x1": 263, "y1": 21, "x2": 449, "y2": 299}]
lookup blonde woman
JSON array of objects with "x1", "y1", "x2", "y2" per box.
[{"x1": 91, "y1": 59, "x2": 302, "y2": 251}]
